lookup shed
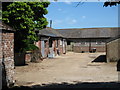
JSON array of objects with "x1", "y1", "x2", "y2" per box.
[
  {"x1": 56, "y1": 27, "x2": 119, "y2": 52},
  {"x1": 35, "y1": 28, "x2": 67, "y2": 58}
]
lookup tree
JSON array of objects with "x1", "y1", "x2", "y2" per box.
[
  {"x1": 75, "y1": 1, "x2": 120, "y2": 7},
  {"x1": 103, "y1": 1, "x2": 120, "y2": 7},
  {"x1": 52, "y1": 0, "x2": 120, "y2": 7},
  {"x1": 0, "y1": 3, "x2": 1, "y2": 20},
  {"x1": 2, "y1": 2, "x2": 50, "y2": 52}
]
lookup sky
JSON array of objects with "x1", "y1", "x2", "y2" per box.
[{"x1": 45, "y1": 2, "x2": 119, "y2": 29}]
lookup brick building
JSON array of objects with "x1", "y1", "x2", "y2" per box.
[
  {"x1": 56, "y1": 28, "x2": 118, "y2": 53},
  {"x1": 35, "y1": 28, "x2": 67, "y2": 59},
  {"x1": 0, "y1": 22, "x2": 15, "y2": 88}
]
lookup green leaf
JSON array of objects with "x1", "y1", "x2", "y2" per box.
[{"x1": 2, "y1": 2, "x2": 50, "y2": 52}]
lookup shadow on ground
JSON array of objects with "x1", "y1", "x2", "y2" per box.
[
  {"x1": 92, "y1": 55, "x2": 107, "y2": 62},
  {"x1": 117, "y1": 59, "x2": 120, "y2": 71},
  {"x1": 15, "y1": 64, "x2": 29, "y2": 67},
  {"x1": 3, "y1": 82, "x2": 120, "y2": 90}
]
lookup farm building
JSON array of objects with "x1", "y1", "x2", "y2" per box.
[
  {"x1": 106, "y1": 36, "x2": 120, "y2": 62},
  {"x1": 56, "y1": 28, "x2": 119, "y2": 53},
  {"x1": 0, "y1": 22, "x2": 15, "y2": 88},
  {"x1": 18, "y1": 27, "x2": 119, "y2": 63},
  {"x1": 35, "y1": 28, "x2": 67, "y2": 59}
]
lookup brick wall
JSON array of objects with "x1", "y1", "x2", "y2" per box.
[
  {"x1": 73, "y1": 46, "x2": 106, "y2": 53},
  {"x1": 35, "y1": 40, "x2": 50, "y2": 58},
  {"x1": 1, "y1": 31, "x2": 15, "y2": 88},
  {"x1": 25, "y1": 52, "x2": 31, "y2": 62},
  {"x1": 58, "y1": 39, "x2": 63, "y2": 55},
  {"x1": 35, "y1": 38, "x2": 66, "y2": 59},
  {"x1": 44, "y1": 40, "x2": 50, "y2": 58},
  {"x1": 68, "y1": 38, "x2": 106, "y2": 53}
]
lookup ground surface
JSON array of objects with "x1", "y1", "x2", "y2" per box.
[{"x1": 14, "y1": 52, "x2": 119, "y2": 87}]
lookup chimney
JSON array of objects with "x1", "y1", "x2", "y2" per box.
[{"x1": 50, "y1": 20, "x2": 52, "y2": 28}]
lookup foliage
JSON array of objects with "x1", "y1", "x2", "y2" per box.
[
  {"x1": 53, "y1": 0, "x2": 120, "y2": 7},
  {"x1": 0, "y1": 10, "x2": 2, "y2": 20},
  {"x1": 2, "y1": 2, "x2": 50, "y2": 52},
  {"x1": 103, "y1": 1, "x2": 120, "y2": 7},
  {"x1": 25, "y1": 44, "x2": 39, "y2": 51},
  {"x1": 0, "y1": 3, "x2": 2, "y2": 20}
]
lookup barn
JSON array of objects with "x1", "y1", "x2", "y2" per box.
[{"x1": 56, "y1": 27, "x2": 118, "y2": 53}]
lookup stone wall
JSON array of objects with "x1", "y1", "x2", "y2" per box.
[
  {"x1": 107, "y1": 38, "x2": 120, "y2": 62},
  {"x1": 1, "y1": 31, "x2": 15, "y2": 88}
]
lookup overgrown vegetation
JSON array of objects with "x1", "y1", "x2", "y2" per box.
[{"x1": 2, "y1": 2, "x2": 50, "y2": 52}]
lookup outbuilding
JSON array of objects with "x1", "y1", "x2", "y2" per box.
[
  {"x1": 35, "y1": 28, "x2": 67, "y2": 59},
  {"x1": 0, "y1": 22, "x2": 15, "y2": 88},
  {"x1": 56, "y1": 27, "x2": 118, "y2": 53}
]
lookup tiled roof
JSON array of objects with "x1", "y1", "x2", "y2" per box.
[
  {"x1": 56, "y1": 27, "x2": 119, "y2": 38},
  {"x1": 106, "y1": 35, "x2": 120, "y2": 43},
  {"x1": 38, "y1": 28, "x2": 63, "y2": 38}
]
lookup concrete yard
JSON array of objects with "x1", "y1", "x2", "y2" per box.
[{"x1": 14, "y1": 52, "x2": 119, "y2": 87}]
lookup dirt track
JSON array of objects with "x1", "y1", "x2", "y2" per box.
[{"x1": 14, "y1": 52, "x2": 118, "y2": 86}]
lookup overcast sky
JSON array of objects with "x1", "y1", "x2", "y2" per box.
[{"x1": 45, "y1": 2, "x2": 118, "y2": 29}]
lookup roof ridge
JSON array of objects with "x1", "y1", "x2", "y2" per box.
[{"x1": 55, "y1": 27, "x2": 119, "y2": 30}]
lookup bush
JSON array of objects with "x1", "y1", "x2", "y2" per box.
[{"x1": 25, "y1": 44, "x2": 39, "y2": 51}]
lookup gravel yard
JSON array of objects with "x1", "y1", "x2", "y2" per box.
[{"x1": 14, "y1": 52, "x2": 119, "y2": 87}]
